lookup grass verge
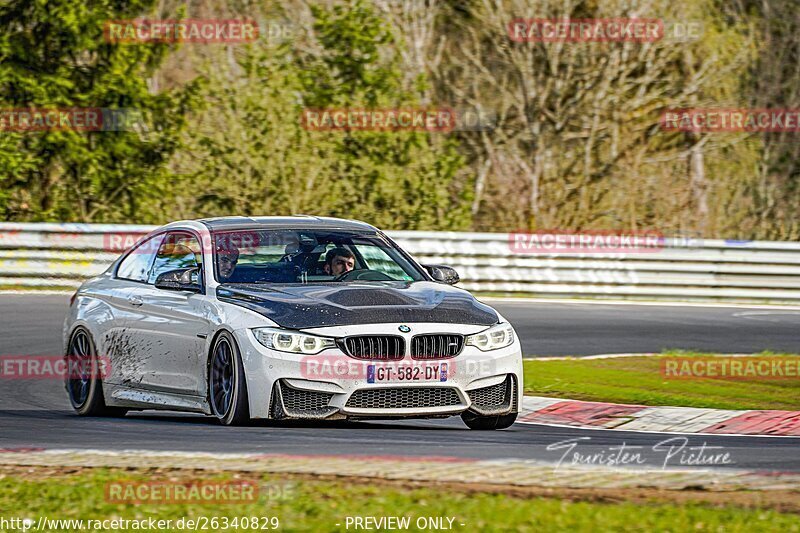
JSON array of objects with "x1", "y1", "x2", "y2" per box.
[
  {"x1": 522, "y1": 351, "x2": 800, "y2": 410},
  {"x1": 0, "y1": 466, "x2": 798, "y2": 532}
]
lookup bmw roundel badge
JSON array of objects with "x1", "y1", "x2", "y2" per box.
[{"x1": 398, "y1": 325, "x2": 411, "y2": 333}]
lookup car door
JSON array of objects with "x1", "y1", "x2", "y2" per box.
[
  {"x1": 123, "y1": 231, "x2": 211, "y2": 397},
  {"x1": 103, "y1": 233, "x2": 165, "y2": 388}
]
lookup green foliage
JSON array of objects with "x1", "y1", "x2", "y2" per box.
[
  {"x1": 166, "y1": 0, "x2": 469, "y2": 230},
  {"x1": 302, "y1": 1, "x2": 399, "y2": 107},
  {"x1": 0, "y1": 0, "x2": 199, "y2": 222},
  {"x1": 0, "y1": 0, "x2": 797, "y2": 237}
]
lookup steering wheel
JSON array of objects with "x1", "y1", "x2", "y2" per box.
[{"x1": 334, "y1": 269, "x2": 394, "y2": 282}]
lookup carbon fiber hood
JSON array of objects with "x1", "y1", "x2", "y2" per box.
[{"x1": 216, "y1": 281, "x2": 499, "y2": 329}]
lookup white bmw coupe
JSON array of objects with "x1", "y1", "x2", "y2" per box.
[{"x1": 64, "y1": 216, "x2": 523, "y2": 429}]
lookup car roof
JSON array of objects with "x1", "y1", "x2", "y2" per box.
[{"x1": 196, "y1": 215, "x2": 379, "y2": 233}]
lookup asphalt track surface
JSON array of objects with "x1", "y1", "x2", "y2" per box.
[
  {"x1": 491, "y1": 299, "x2": 800, "y2": 356},
  {"x1": 1, "y1": 294, "x2": 799, "y2": 472}
]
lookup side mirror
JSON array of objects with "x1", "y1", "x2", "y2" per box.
[
  {"x1": 155, "y1": 268, "x2": 201, "y2": 293},
  {"x1": 423, "y1": 264, "x2": 460, "y2": 285}
]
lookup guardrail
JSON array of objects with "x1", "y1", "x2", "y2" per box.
[{"x1": 1, "y1": 223, "x2": 800, "y2": 303}]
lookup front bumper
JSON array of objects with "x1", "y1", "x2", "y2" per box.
[{"x1": 234, "y1": 323, "x2": 524, "y2": 420}]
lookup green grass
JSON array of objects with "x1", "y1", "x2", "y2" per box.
[
  {"x1": 523, "y1": 351, "x2": 800, "y2": 410},
  {"x1": 1, "y1": 469, "x2": 798, "y2": 532}
]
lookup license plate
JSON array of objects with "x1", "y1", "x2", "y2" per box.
[{"x1": 367, "y1": 363, "x2": 448, "y2": 383}]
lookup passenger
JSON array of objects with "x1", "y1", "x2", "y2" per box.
[{"x1": 216, "y1": 241, "x2": 240, "y2": 282}]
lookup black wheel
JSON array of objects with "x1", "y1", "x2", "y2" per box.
[
  {"x1": 66, "y1": 328, "x2": 127, "y2": 417},
  {"x1": 209, "y1": 331, "x2": 250, "y2": 426},
  {"x1": 461, "y1": 411, "x2": 517, "y2": 430}
]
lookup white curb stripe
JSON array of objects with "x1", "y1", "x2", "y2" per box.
[
  {"x1": 520, "y1": 396, "x2": 564, "y2": 413},
  {"x1": 616, "y1": 406, "x2": 749, "y2": 433},
  {"x1": 517, "y1": 395, "x2": 800, "y2": 438}
]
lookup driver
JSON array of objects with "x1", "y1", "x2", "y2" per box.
[
  {"x1": 216, "y1": 240, "x2": 240, "y2": 282},
  {"x1": 323, "y1": 247, "x2": 355, "y2": 277}
]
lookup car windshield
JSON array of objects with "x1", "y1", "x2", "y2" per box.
[{"x1": 212, "y1": 229, "x2": 425, "y2": 284}]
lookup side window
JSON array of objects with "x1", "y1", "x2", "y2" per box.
[
  {"x1": 149, "y1": 232, "x2": 202, "y2": 285},
  {"x1": 116, "y1": 235, "x2": 165, "y2": 283}
]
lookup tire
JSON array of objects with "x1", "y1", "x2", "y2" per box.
[
  {"x1": 461, "y1": 411, "x2": 517, "y2": 430},
  {"x1": 209, "y1": 331, "x2": 250, "y2": 426},
  {"x1": 65, "y1": 328, "x2": 127, "y2": 417}
]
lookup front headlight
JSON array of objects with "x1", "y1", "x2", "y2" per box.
[
  {"x1": 465, "y1": 323, "x2": 515, "y2": 351},
  {"x1": 252, "y1": 327, "x2": 336, "y2": 355}
]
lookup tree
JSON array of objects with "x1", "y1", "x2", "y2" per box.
[
  {"x1": 0, "y1": 0, "x2": 199, "y2": 222},
  {"x1": 167, "y1": 0, "x2": 469, "y2": 230}
]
